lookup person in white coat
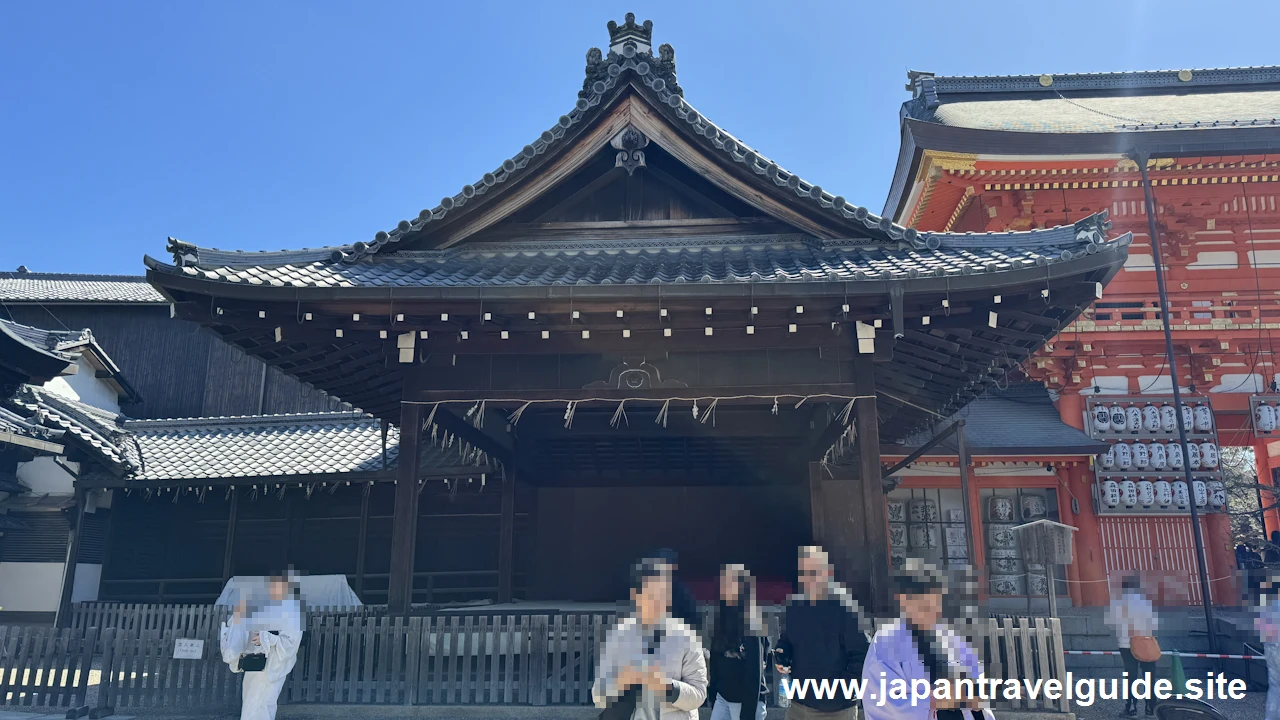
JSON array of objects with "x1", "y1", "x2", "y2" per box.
[
  {"x1": 593, "y1": 557, "x2": 709, "y2": 720},
  {"x1": 220, "y1": 574, "x2": 303, "y2": 720}
]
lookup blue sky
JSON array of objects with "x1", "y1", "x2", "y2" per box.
[{"x1": 3, "y1": 0, "x2": 1278, "y2": 275}]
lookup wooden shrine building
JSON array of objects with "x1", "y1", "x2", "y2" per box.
[{"x1": 132, "y1": 15, "x2": 1130, "y2": 613}]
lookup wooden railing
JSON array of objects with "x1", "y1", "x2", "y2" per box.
[{"x1": 6, "y1": 608, "x2": 1071, "y2": 714}]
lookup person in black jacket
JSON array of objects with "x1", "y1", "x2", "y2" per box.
[
  {"x1": 709, "y1": 564, "x2": 767, "y2": 720},
  {"x1": 775, "y1": 546, "x2": 869, "y2": 720},
  {"x1": 656, "y1": 548, "x2": 702, "y2": 633}
]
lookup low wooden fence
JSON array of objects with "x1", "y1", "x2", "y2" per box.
[
  {"x1": 0, "y1": 626, "x2": 98, "y2": 713},
  {"x1": 6, "y1": 606, "x2": 1071, "y2": 716}
]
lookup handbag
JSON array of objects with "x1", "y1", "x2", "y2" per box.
[
  {"x1": 597, "y1": 687, "x2": 637, "y2": 720},
  {"x1": 239, "y1": 653, "x2": 267, "y2": 672},
  {"x1": 1129, "y1": 635, "x2": 1161, "y2": 663}
]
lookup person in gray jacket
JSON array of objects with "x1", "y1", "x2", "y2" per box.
[{"x1": 594, "y1": 557, "x2": 709, "y2": 720}]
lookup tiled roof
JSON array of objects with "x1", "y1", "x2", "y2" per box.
[
  {"x1": 905, "y1": 66, "x2": 1280, "y2": 134},
  {"x1": 0, "y1": 272, "x2": 167, "y2": 304},
  {"x1": 7, "y1": 386, "x2": 138, "y2": 472},
  {"x1": 0, "y1": 319, "x2": 91, "y2": 360},
  {"x1": 147, "y1": 216, "x2": 1125, "y2": 290},
  {"x1": 923, "y1": 91, "x2": 1280, "y2": 134},
  {"x1": 156, "y1": 15, "x2": 951, "y2": 269},
  {"x1": 122, "y1": 412, "x2": 489, "y2": 481},
  {"x1": 896, "y1": 383, "x2": 1106, "y2": 454}
]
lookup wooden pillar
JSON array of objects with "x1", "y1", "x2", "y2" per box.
[
  {"x1": 388, "y1": 402, "x2": 422, "y2": 615},
  {"x1": 497, "y1": 469, "x2": 516, "y2": 603},
  {"x1": 355, "y1": 484, "x2": 371, "y2": 597},
  {"x1": 854, "y1": 355, "x2": 890, "y2": 612},
  {"x1": 1204, "y1": 513, "x2": 1239, "y2": 605},
  {"x1": 1256, "y1": 440, "x2": 1280, "y2": 536},
  {"x1": 222, "y1": 487, "x2": 239, "y2": 583},
  {"x1": 955, "y1": 421, "x2": 976, "y2": 561},
  {"x1": 55, "y1": 487, "x2": 87, "y2": 627},
  {"x1": 1065, "y1": 465, "x2": 1110, "y2": 606}
]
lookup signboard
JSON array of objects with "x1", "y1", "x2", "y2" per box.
[{"x1": 173, "y1": 638, "x2": 205, "y2": 660}]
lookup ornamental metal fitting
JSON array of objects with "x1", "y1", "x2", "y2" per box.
[{"x1": 610, "y1": 125, "x2": 650, "y2": 175}]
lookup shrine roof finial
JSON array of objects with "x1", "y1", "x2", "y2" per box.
[{"x1": 607, "y1": 12, "x2": 653, "y2": 54}]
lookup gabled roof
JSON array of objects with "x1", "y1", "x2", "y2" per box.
[
  {"x1": 120, "y1": 411, "x2": 489, "y2": 482},
  {"x1": 0, "y1": 271, "x2": 167, "y2": 304},
  {"x1": 0, "y1": 318, "x2": 141, "y2": 405},
  {"x1": 0, "y1": 318, "x2": 80, "y2": 393}
]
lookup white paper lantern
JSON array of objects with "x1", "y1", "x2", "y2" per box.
[
  {"x1": 1110, "y1": 405, "x2": 1128, "y2": 429},
  {"x1": 1155, "y1": 480, "x2": 1173, "y2": 506},
  {"x1": 1167, "y1": 442, "x2": 1184, "y2": 469},
  {"x1": 1150, "y1": 443, "x2": 1167, "y2": 470},
  {"x1": 1161, "y1": 405, "x2": 1178, "y2": 433},
  {"x1": 1199, "y1": 443, "x2": 1219, "y2": 469},
  {"x1": 1257, "y1": 403, "x2": 1277, "y2": 433},
  {"x1": 1173, "y1": 481, "x2": 1190, "y2": 508},
  {"x1": 1133, "y1": 443, "x2": 1150, "y2": 468},
  {"x1": 1121, "y1": 480, "x2": 1139, "y2": 507},
  {"x1": 1102, "y1": 480, "x2": 1121, "y2": 508},
  {"x1": 1093, "y1": 405, "x2": 1113, "y2": 433},
  {"x1": 1115, "y1": 443, "x2": 1133, "y2": 469},
  {"x1": 1138, "y1": 480, "x2": 1155, "y2": 507},
  {"x1": 1126, "y1": 406, "x2": 1143, "y2": 433},
  {"x1": 1181, "y1": 405, "x2": 1195, "y2": 431},
  {"x1": 1193, "y1": 480, "x2": 1208, "y2": 508},
  {"x1": 1143, "y1": 404, "x2": 1161, "y2": 432},
  {"x1": 1194, "y1": 405, "x2": 1214, "y2": 432},
  {"x1": 1099, "y1": 446, "x2": 1116, "y2": 469},
  {"x1": 1187, "y1": 442, "x2": 1201, "y2": 470}
]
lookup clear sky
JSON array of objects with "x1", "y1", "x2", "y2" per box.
[{"x1": 3, "y1": 0, "x2": 1278, "y2": 275}]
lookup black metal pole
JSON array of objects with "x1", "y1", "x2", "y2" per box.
[{"x1": 1135, "y1": 152, "x2": 1218, "y2": 654}]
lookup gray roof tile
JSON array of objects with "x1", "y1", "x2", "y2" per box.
[
  {"x1": 7, "y1": 386, "x2": 137, "y2": 471},
  {"x1": 0, "y1": 272, "x2": 167, "y2": 304},
  {"x1": 898, "y1": 383, "x2": 1106, "y2": 454},
  {"x1": 148, "y1": 216, "x2": 1126, "y2": 290},
  {"x1": 905, "y1": 66, "x2": 1280, "y2": 134},
  {"x1": 123, "y1": 412, "x2": 488, "y2": 481}
]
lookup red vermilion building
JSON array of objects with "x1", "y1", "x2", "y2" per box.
[{"x1": 885, "y1": 67, "x2": 1280, "y2": 606}]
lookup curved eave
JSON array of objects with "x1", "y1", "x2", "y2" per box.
[
  {"x1": 885, "y1": 117, "x2": 1280, "y2": 220},
  {"x1": 145, "y1": 237, "x2": 1130, "y2": 304},
  {"x1": 0, "y1": 324, "x2": 76, "y2": 388}
]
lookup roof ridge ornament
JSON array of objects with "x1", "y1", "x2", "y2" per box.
[{"x1": 607, "y1": 12, "x2": 652, "y2": 54}]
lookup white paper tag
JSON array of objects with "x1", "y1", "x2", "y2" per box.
[{"x1": 173, "y1": 638, "x2": 204, "y2": 660}]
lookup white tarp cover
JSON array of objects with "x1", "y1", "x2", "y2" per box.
[{"x1": 216, "y1": 575, "x2": 362, "y2": 608}]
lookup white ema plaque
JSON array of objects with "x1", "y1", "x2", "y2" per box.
[{"x1": 173, "y1": 638, "x2": 205, "y2": 660}]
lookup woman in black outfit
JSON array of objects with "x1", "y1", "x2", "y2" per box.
[{"x1": 709, "y1": 564, "x2": 767, "y2": 720}]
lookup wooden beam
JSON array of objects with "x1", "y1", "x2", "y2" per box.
[
  {"x1": 387, "y1": 402, "x2": 422, "y2": 616},
  {"x1": 221, "y1": 488, "x2": 239, "y2": 584},
  {"x1": 497, "y1": 469, "x2": 516, "y2": 603},
  {"x1": 643, "y1": 165, "x2": 735, "y2": 218},
  {"x1": 854, "y1": 354, "x2": 891, "y2": 612},
  {"x1": 55, "y1": 487, "x2": 87, "y2": 628},
  {"x1": 410, "y1": 384, "x2": 862, "y2": 405},
  {"x1": 530, "y1": 165, "x2": 624, "y2": 223},
  {"x1": 355, "y1": 485, "x2": 370, "y2": 598}
]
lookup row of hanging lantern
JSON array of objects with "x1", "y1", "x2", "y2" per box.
[
  {"x1": 1099, "y1": 478, "x2": 1226, "y2": 511},
  {"x1": 1098, "y1": 440, "x2": 1220, "y2": 471},
  {"x1": 1255, "y1": 399, "x2": 1280, "y2": 433},
  {"x1": 1091, "y1": 401, "x2": 1215, "y2": 435}
]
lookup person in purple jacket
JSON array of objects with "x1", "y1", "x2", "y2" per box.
[{"x1": 862, "y1": 561, "x2": 991, "y2": 720}]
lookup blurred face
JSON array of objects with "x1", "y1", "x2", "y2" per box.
[
  {"x1": 269, "y1": 578, "x2": 290, "y2": 601},
  {"x1": 799, "y1": 555, "x2": 829, "y2": 598},
  {"x1": 721, "y1": 568, "x2": 741, "y2": 604},
  {"x1": 900, "y1": 591, "x2": 943, "y2": 628},
  {"x1": 634, "y1": 575, "x2": 671, "y2": 622}
]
